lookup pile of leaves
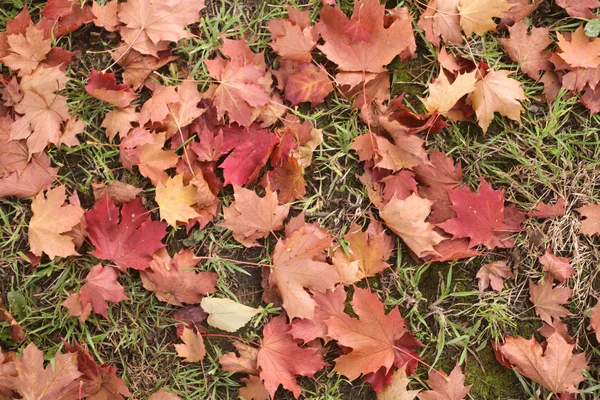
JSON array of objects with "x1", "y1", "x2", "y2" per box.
[{"x1": 2, "y1": 0, "x2": 600, "y2": 398}]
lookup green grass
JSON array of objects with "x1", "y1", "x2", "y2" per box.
[{"x1": 2, "y1": 0, "x2": 600, "y2": 399}]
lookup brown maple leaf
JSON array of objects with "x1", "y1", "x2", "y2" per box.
[
  {"x1": 556, "y1": 26, "x2": 600, "y2": 69},
  {"x1": 175, "y1": 327, "x2": 206, "y2": 363},
  {"x1": 418, "y1": 0, "x2": 462, "y2": 47},
  {"x1": 91, "y1": 179, "x2": 141, "y2": 205},
  {"x1": 556, "y1": 0, "x2": 599, "y2": 19},
  {"x1": 332, "y1": 220, "x2": 394, "y2": 283},
  {"x1": 289, "y1": 286, "x2": 346, "y2": 343},
  {"x1": 284, "y1": 63, "x2": 334, "y2": 107},
  {"x1": 326, "y1": 287, "x2": 406, "y2": 380},
  {"x1": 418, "y1": 363, "x2": 471, "y2": 400},
  {"x1": 498, "y1": 333, "x2": 587, "y2": 394},
  {"x1": 28, "y1": 184, "x2": 84, "y2": 259},
  {"x1": 14, "y1": 342, "x2": 82, "y2": 400},
  {"x1": 11, "y1": 67, "x2": 71, "y2": 155},
  {"x1": 91, "y1": 0, "x2": 119, "y2": 32},
  {"x1": 269, "y1": 221, "x2": 339, "y2": 319},
  {"x1": 257, "y1": 315, "x2": 325, "y2": 398},
  {"x1": 220, "y1": 185, "x2": 290, "y2": 247},
  {"x1": 261, "y1": 156, "x2": 307, "y2": 203},
  {"x1": 148, "y1": 388, "x2": 184, "y2": 400},
  {"x1": 1, "y1": 25, "x2": 51, "y2": 76},
  {"x1": 576, "y1": 202, "x2": 600, "y2": 235},
  {"x1": 220, "y1": 341, "x2": 260, "y2": 375},
  {"x1": 499, "y1": 21, "x2": 552, "y2": 79},
  {"x1": 117, "y1": 0, "x2": 205, "y2": 57},
  {"x1": 62, "y1": 341, "x2": 131, "y2": 399},
  {"x1": 0, "y1": 153, "x2": 58, "y2": 198},
  {"x1": 476, "y1": 260, "x2": 513, "y2": 293},
  {"x1": 458, "y1": 0, "x2": 511, "y2": 36},
  {"x1": 101, "y1": 106, "x2": 137, "y2": 140},
  {"x1": 471, "y1": 69, "x2": 525, "y2": 133},
  {"x1": 529, "y1": 280, "x2": 572, "y2": 323},
  {"x1": 111, "y1": 47, "x2": 178, "y2": 90},
  {"x1": 140, "y1": 248, "x2": 217, "y2": 306},
  {"x1": 268, "y1": 6, "x2": 318, "y2": 63},
  {"x1": 539, "y1": 248, "x2": 575, "y2": 283},
  {"x1": 380, "y1": 193, "x2": 445, "y2": 258}
]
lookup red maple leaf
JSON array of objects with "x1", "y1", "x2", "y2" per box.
[
  {"x1": 219, "y1": 124, "x2": 280, "y2": 186},
  {"x1": 85, "y1": 194, "x2": 167, "y2": 270},
  {"x1": 438, "y1": 178, "x2": 523, "y2": 249},
  {"x1": 84, "y1": 68, "x2": 137, "y2": 108}
]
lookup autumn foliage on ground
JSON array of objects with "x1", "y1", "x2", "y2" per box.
[{"x1": 1, "y1": 0, "x2": 600, "y2": 398}]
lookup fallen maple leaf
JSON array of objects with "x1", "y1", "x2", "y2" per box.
[
  {"x1": 499, "y1": 21, "x2": 552, "y2": 79},
  {"x1": 14, "y1": 342, "x2": 82, "y2": 400},
  {"x1": 219, "y1": 124, "x2": 280, "y2": 186},
  {"x1": 261, "y1": 156, "x2": 306, "y2": 203},
  {"x1": 205, "y1": 38, "x2": 271, "y2": 126},
  {"x1": 318, "y1": 0, "x2": 414, "y2": 85},
  {"x1": 201, "y1": 297, "x2": 260, "y2": 332},
  {"x1": 11, "y1": 67, "x2": 71, "y2": 155},
  {"x1": 539, "y1": 248, "x2": 575, "y2": 283},
  {"x1": 140, "y1": 248, "x2": 217, "y2": 306},
  {"x1": 556, "y1": 0, "x2": 599, "y2": 18},
  {"x1": 332, "y1": 220, "x2": 394, "y2": 283},
  {"x1": 289, "y1": 286, "x2": 346, "y2": 343},
  {"x1": 269, "y1": 221, "x2": 339, "y2": 319},
  {"x1": 148, "y1": 388, "x2": 183, "y2": 400},
  {"x1": 39, "y1": 0, "x2": 94, "y2": 38},
  {"x1": 498, "y1": 333, "x2": 587, "y2": 394},
  {"x1": 268, "y1": 7, "x2": 318, "y2": 63},
  {"x1": 91, "y1": 179, "x2": 141, "y2": 205},
  {"x1": 378, "y1": 365, "x2": 420, "y2": 400},
  {"x1": 418, "y1": 0, "x2": 462, "y2": 47},
  {"x1": 591, "y1": 302, "x2": 600, "y2": 343},
  {"x1": 284, "y1": 63, "x2": 333, "y2": 107},
  {"x1": 101, "y1": 107, "x2": 137, "y2": 140},
  {"x1": 0, "y1": 153, "x2": 58, "y2": 198},
  {"x1": 380, "y1": 193, "x2": 444, "y2": 258},
  {"x1": 471, "y1": 69, "x2": 525, "y2": 133},
  {"x1": 117, "y1": 0, "x2": 205, "y2": 57},
  {"x1": 438, "y1": 178, "x2": 523, "y2": 250},
  {"x1": 527, "y1": 198, "x2": 566, "y2": 218},
  {"x1": 220, "y1": 185, "x2": 290, "y2": 247},
  {"x1": 458, "y1": 0, "x2": 511, "y2": 36},
  {"x1": 175, "y1": 327, "x2": 206, "y2": 363},
  {"x1": 28, "y1": 185, "x2": 84, "y2": 259},
  {"x1": 576, "y1": 203, "x2": 600, "y2": 235},
  {"x1": 1, "y1": 25, "x2": 51, "y2": 76},
  {"x1": 413, "y1": 151, "x2": 463, "y2": 224},
  {"x1": 111, "y1": 47, "x2": 178, "y2": 90},
  {"x1": 529, "y1": 280, "x2": 572, "y2": 323},
  {"x1": 84, "y1": 68, "x2": 137, "y2": 108},
  {"x1": 418, "y1": 363, "x2": 471, "y2": 400},
  {"x1": 220, "y1": 341, "x2": 260, "y2": 375},
  {"x1": 62, "y1": 341, "x2": 131, "y2": 399},
  {"x1": 86, "y1": 195, "x2": 167, "y2": 270},
  {"x1": 423, "y1": 70, "x2": 477, "y2": 115},
  {"x1": 240, "y1": 376, "x2": 270, "y2": 400},
  {"x1": 326, "y1": 287, "x2": 407, "y2": 380},
  {"x1": 63, "y1": 264, "x2": 129, "y2": 321},
  {"x1": 257, "y1": 315, "x2": 325, "y2": 398},
  {"x1": 156, "y1": 173, "x2": 200, "y2": 227},
  {"x1": 476, "y1": 260, "x2": 513, "y2": 293},
  {"x1": 91, "y1": 0, "x2": 119, "y2": 32},
  {"x1": 556, "y1": 26, "x2": 600, "y2": 69}
]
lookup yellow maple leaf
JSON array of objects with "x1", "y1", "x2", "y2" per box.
[
  {"x1": 155, "y1": 173, "x2": 199, "y2": 227},
  {"x1": 459, "y1": 0, "x2": 511, "y2": 36}
]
